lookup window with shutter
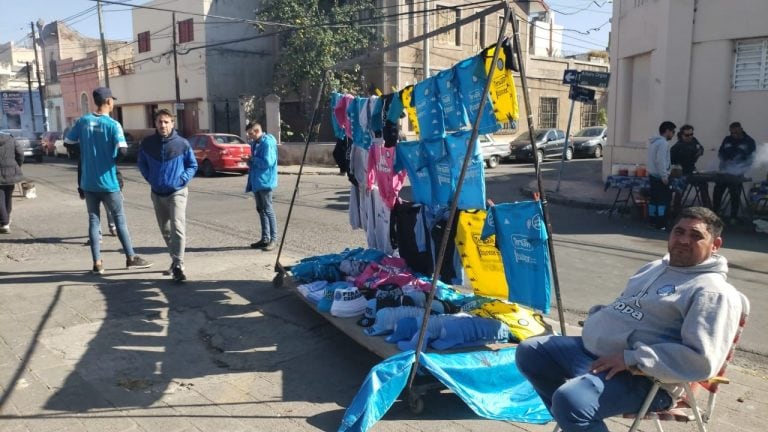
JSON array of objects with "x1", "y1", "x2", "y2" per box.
[
  {"x1": 733, "y1": 39, "x2": 767, "y2": 91},
  {"x1": 178, "y1": 19, "x2": 194, "y2": 43},
  {"x1": 138, "y1": 31, "x2": 150, "y2": 53}
]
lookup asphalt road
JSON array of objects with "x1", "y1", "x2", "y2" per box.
[{"x1": 1, "y1": 157, "x2": 766, "y2": 431}]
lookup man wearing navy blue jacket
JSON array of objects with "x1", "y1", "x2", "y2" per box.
[{"x1": 138, "y1": 109, "x2": 198, "y2": 282}]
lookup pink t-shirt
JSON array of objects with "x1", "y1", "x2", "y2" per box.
[
  {"x1": 333, "y1": 93, "x2": 355, "y2": 139},
  {"x1": 367, "y1": 138, "x2": 406, "y2": 209}
]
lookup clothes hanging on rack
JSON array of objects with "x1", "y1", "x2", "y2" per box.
[
  {"x1": 435, "y1": 67, "x2": 470, "y2": 132},
  {"x1": 393, "y1": 140, "x2": 433, "y2": 205},
  {"x1": 413, "y1": 76, "x2": 445, "y2": 139},
  {"x1": 366, "y1": 138, "x2": 406, "y2": 209},
  {"x1": 445, "y1": 130, "x2": 486, "y2": 210},
  {"x1": 454, "y1": 55, "x2": 501, "y2": 135},
  {"x1": 455, "y1": 210, "x2": 508, "y2": 299},
  {"x1": 482, "y1": 44, "x2": 519, "y2": 126},
  {"x1": 481, "y1": 201, "x2": 552, "y2": 313}
]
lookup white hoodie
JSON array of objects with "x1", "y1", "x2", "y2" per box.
[
  {"x1": 647, "y1": 135, "x2": 671, "y2": 179},
  {"x1": 582, "y1": 254, "x2": 742, "y2": 393}
]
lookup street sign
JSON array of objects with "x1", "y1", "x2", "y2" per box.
[
  {"x1": 562, "y1": 69, "x2": 579, "y2": 85},
  {"x1": 174, "y1": 102, "x2": 185, "y2": 110},
  {"x1": 578, "y1": 70, "x2": 610, "y2": 88},
  {"x1": 569, "y1": 85, "x2": 595, "y2": 103}
]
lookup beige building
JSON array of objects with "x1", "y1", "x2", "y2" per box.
[
  {"x1": 40, "y1": 21, "x2": 133, "y2": 132},
  {"x1": 606, "y1": 0, "x2": 768, "y2": 180},
  {"x1": 111, "y1": 0, "x2": 273, "y2": 137},
  {"x1": 327, "y1": 1, "x2": 608, "y2": 142}
]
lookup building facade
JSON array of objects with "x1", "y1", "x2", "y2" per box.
[
  {"x1": 606, "y1": 0, "x2": 768, "y2": 180},
  {"x1": 111, "y1": 0, "x2": 274, "y2": 137},
  {"x1": 0, "y1": 42, "x2": 44, "y2": 131}
]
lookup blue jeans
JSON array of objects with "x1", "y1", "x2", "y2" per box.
[
  {"x1": 254, "y1": 190, "x2": 277, "y2": 242},
  {"x1": 85, "y1": 191, "x2": 135, "y2": 262},
  {"x1": 516, "y1": 335, "x2": 672, "y2": 432}
]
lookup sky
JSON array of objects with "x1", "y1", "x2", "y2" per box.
[{"x1": 0, "y1": 0, "x2": 611, "y2": 53}]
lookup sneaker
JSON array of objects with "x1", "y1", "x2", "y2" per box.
[
  {"x1": 126, "y1": 255, "x2": 153, "y2": 269},
  {"x1": 172, "y1": 265, "x2": 187, "y2": 283},
  {"x1": 261, "y1": 241, "x2": 277, "y2": 251},
  {"x1": 162, "y1": 264, "x2": 174, "y2": 275},
  {"x1": 0, "y1": 225, "x2": 9, "y2": 234},
  {"x1": 250, "y1": 240, "x2": 268, "y2": 249},
  {"x1": 109, "y1": 225, "x2": 117, "y2": 236},
  {"x1": 92, "y1": 262, "x2": 104, "y2": 275}
]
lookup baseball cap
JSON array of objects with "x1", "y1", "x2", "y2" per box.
[
  {"x1": 356, "y1": 298, "x2": 378, "y2": 327},
  {"x1": 93, "y1": 87, "x2": 117, "y2": 105}
]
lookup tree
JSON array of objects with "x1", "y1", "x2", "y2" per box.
[{"x1": 256, "y1": 0, "x2": 381, "y2": 99}]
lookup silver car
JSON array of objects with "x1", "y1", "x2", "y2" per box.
[{"x1": 571, "y1": 126, "x2": 607, "y2": 158}]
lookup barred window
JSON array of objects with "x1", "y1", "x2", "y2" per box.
[
  {"x1": 580, "y1": 101, "x2": 599, "y2": 128},
  {"x1": 733, "y1": 39, "x2": 768, "y2": 91},
  {"x1": 538, "y1": 96, "x2": 558, "y2": 129},
  {"x1": 436, "y1": 6, "x2": 460, "y2": 46}
]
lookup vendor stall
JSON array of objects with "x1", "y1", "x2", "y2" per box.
[{"x1": 269, "y1": 2, "x2": 566, "y2": 430}]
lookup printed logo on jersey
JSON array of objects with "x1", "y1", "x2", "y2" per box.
[{"x1": 657, "y1": 285, "x2": 676, "y2": 296}]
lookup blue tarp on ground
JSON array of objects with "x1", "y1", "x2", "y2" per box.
[{"x1": 338, "y1": 346, "x2": 552, "y2": 432}]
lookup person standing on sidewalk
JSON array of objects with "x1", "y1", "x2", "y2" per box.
[
  {"x1": 647, "y1": 121, "x2": 676, "y2": 230},
  {"x1": 245, "y1": 122, "x2": 278, "y2": 251},
  {"x1": 0, "y1": 131, "x2": 24, "y2": 234},
  {"x1": 138, "y1": 109, "x2": 197, "y2": 282},
  {"x1": 713, "y1": 122, "x2": 756, "y2": 225},
  {"x1": 64, "y1": 87, "x2": 152, "y2": 274},
  {"x1": 516, "y1": 206, "x2": 743, "y2": 432}
]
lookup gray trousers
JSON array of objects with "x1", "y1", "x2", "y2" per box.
[{"x1": 151, "y1": 188, "x2": 188, "y2": 266}]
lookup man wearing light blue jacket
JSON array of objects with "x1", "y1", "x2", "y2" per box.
[
  {"x1": 245, "y1": 122, "x2": 278, "y2": 251},
  {"x1": 138, "y1": 109, "x2": 198, "y2": 282}
]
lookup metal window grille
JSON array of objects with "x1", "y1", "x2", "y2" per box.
[
  {"x1": 538, "y1": 96, "x2": 558, "y2": 128},
  {"x1": 580, "y1": 101, "x2": 599, "y2": 128},
  {"x1": 436, "y1": 6, "x2": 460, "y2": 46},
  {"x1": 733, "y1": 39, "x2": 767, "y2": 91}
]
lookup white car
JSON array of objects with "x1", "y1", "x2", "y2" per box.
[{"x1": 53, "y1": 137, "x2": 70, "y2": 157}]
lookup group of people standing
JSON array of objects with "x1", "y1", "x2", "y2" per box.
[
  {"x1": 61, "y1": 86, "x2": 278, "y2": 281},
  {"x1": 646, "y1": 120, "x2": 756, "y2": 229}
]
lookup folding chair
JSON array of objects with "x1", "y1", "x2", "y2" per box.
[{"x1": 553, "y1": 291, "x2": 750, "y2": 432}]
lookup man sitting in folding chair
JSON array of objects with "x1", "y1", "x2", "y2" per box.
[{"x1": 516, "y1": 206, "x2": 744, "y2": 432}]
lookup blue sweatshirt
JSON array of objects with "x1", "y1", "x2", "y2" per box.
[
  {"x1": 245, "y1": 133, "x2": 278, "y2": 192},
  {"x1": 138, "y1": 130, "x2": 198, "y2": 196}
]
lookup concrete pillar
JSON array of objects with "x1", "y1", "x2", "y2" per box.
[{"x1": 264, "y1": 93, "x2": 281, "y2": 144}]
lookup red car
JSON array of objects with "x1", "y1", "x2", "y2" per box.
[{"x1": 189, "y1": 133, "x2": 251, "y2": 177}]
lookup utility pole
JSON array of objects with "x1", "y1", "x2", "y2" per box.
[
  {"x1": 26, "y1": 62, "x2": 37, "y2": 132},
  {"x1": 30, "y1": 22, "x2": 48, "y2": 132},
  {"x1": 97, "y1": 0, "x2": 110, "y2": 87},
  {"x1": 171, "y1": 12, "x2": 182, "y2": 132},
  {"x1": 422, "y1": 0, "x2": 430, "y2": 78}
]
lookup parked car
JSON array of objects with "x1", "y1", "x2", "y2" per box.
[
  {"x1": 189, "y1": 133, "x2": 251, "y2": 177},
  {"x1": 0, "y1": 129, "x2": 43, "y2": 162},
  {"x1": 571, "y1": 125, "x2": 607, "y2": 158},
  {"x1": 53, "y1": 127, "x2": 71, "y2": 158},
  {"x1": 122, "y1": 128, "x2": 156, "y2": 162},
  {"x1": 40, "y1": 131, "x2": 62, "y2": 156},
  {"x1": 479, "y1": 134, "x2": 511, "y2": 168},
  {"x1": 508, "y1": 128, "x2": 567, "y2": 162}
]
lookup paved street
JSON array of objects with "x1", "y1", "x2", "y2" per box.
[{"x1": 0, "y1": 157, "x2": 766, "y2": 431}]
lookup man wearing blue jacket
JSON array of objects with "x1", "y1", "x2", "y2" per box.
[
  {"x1": 138, "y1": 109, "x2": 198, "y2": 282},
  {"x1": 245, "y1": 122, "x2": 278, "y2": 251}
]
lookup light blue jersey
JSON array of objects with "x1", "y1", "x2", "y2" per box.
[
  {"x1": 395, "y1": 140, "x2": 432, "y2": 205},
  {"x1": 435, "y1": 67, "x2": 469, "y2": 131},
  {"x1": 66, "y1": 113, "x2": 127, "y2": 192},
  {"x1": 445, "y1": 131, "x2": 486, "y2": 210},
  {"x1": 421, "y1": 137, "x2": 453, "y2": 207},
  {"x1": 454, "y1": 56, "x2": 500, "y2": 134},
  {"x1": 480, "y1": 201, "x2": 552, "y2": 313},
  {"x1": 414, "y1": 77, "x2": 445, "y2": 139}
]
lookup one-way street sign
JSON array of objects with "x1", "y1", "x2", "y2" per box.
[
  {"x1": 578, "y1": 70, "x2": 610, "y2": 88},
  {"x1": 569, "y1": 85, "x2": 595, "y2": 103},
  {"x1": 562, "y1": 69, "x2": 579, "y2": 85}
]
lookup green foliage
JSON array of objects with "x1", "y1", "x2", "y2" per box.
[
  {"x1": 597, "y1": 107, "x2": 608, "y2": 126},
  {"x1": 256, "y1": 0, "x2": 381, "y2": 98}
]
